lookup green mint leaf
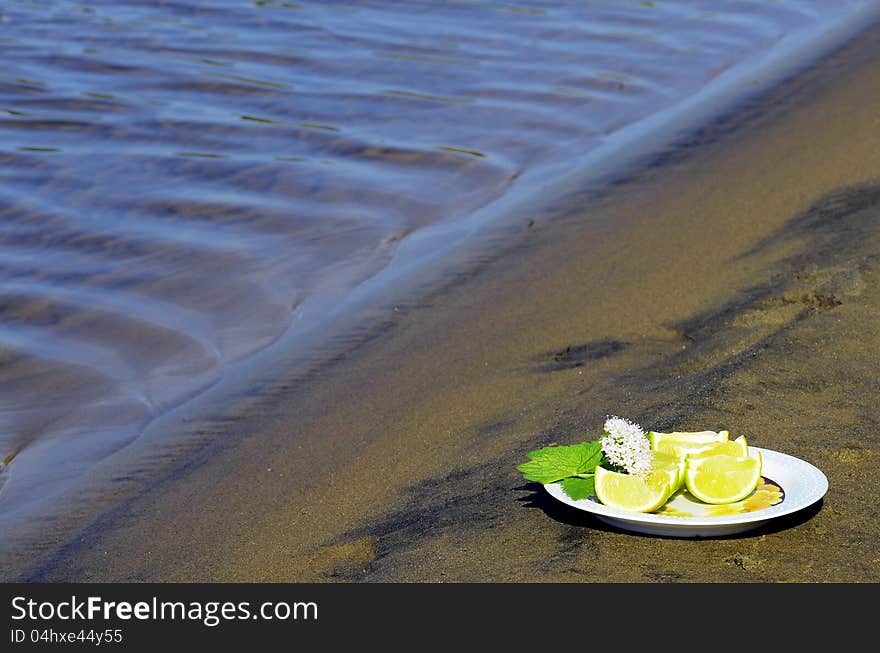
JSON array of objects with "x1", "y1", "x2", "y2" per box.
[
  {"x1": 560, "y1": 476, "x2": 595, "y2": 501},
  {"x1": 517, "y1": 440, "x2": 604, "y2": 484}
]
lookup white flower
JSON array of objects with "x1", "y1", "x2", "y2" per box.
[{"x1": 601, "y1": 415, "x2": 652, "y2": 475}]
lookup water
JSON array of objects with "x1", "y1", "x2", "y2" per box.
[{"x1": 0, "y1": 0, "x2": 874, "y2": 519}]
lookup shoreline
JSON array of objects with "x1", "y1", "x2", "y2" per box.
[{"x1": 5, "y1": 18, "x2": 880, "y2": 582}]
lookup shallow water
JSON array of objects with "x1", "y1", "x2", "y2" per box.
[{"x1": 0, "y1": 0, "x2": 873, "y2": 517}]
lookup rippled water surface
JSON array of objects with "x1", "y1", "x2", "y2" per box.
[{"x1": 0, "y1": 0, "x2": 872, "y2": 515}]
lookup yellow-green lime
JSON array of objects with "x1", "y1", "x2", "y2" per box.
[
  {"x1": 649, "y1": 430, "x2": 729, "y2": 446},
  {"x1": 649, "y1": 429, "x2": 730, "y2": 459},
  {"x1": 650, "y1": 451, "x2": 686, "y2": 492},
  {"x1": 686, "y1": 435, "x2": 749, "y2": 459},
  {"x1": 594, "y1": 465, "x2": 673, "y2": 513},
  {"x1": 684, "y1": 449, "x2": 763, "y2": 504}
]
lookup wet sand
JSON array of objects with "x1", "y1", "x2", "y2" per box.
[{"x1": 8, "y1": 23, "x2": 880, "y2": 583}]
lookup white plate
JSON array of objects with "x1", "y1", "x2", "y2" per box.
[{"x1": 543, "y1": 447, "x2": 828, "y2": 537}]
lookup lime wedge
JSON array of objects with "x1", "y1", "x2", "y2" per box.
[
  {"x1": 683, "y1": 449, "x2": 763, "y2": 504},
  {"x1": 686, "y1": 435, "x2": 749, "y2": 459},
  {"x1": 650, "y1": 450, "x2": 686, "y2": 492},
  {"x1": 649, "y1": 429, "x2": 730, "y2": 458},
  {"x1": 594, "y1": 466, "x2": 673, "y2": 513}
]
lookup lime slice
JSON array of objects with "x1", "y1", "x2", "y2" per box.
[
  {"x1": 594, "y1": 465, "x2": 673, "y2": 512},
  {"x1": 686, "y1": 435, "x2": 749, "y2": 459},
  {"x1": 684, "y1": 449, "x2": 763, "y2": 504},
  {"x1": 649, "y1": 429, "x2": 730, "y2": 458},
  {"x1": 650, "y1": 451, "x2": 686, "y2": 492},
  {"x1": 649, "y1": 429, "x2": 729, "y2": 448}
]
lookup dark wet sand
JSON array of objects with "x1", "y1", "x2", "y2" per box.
[{"x1": 8, "y1": 25, "x2": 880, "y2": 583}]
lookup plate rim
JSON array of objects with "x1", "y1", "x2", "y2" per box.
[{"x1": 543, "y1": 446, "x2": 828, "y2": 528}]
